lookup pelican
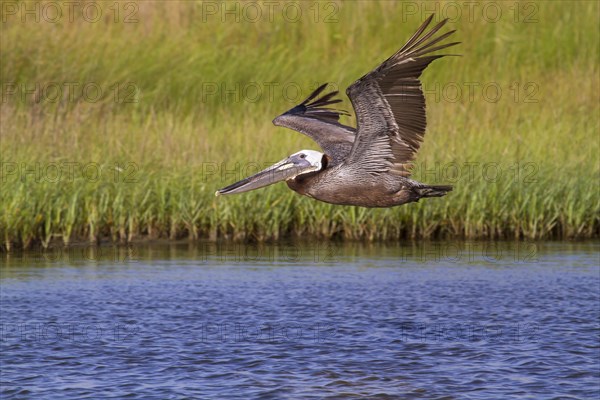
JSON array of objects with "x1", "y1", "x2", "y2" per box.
[{"x1": 217, "y1": 15, "x2": 459, "y2": 208}]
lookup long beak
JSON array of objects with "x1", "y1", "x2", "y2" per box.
[{"x1": 216, "y1": 156, "x2": 318, "y2": 196}]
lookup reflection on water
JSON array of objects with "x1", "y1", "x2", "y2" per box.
[
  {"x1": 1, "y1": 241, "x2": 599, "y2": 398},
  {"x1": 5, "y1": 240, "x2": 597, "y2": 268}
]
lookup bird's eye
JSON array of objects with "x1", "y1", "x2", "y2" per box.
[{"x1": 299, "y1": 154, "x2": 306, "y2": 158}]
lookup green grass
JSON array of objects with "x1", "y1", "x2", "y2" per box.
[{"x1": 1, "y1": 1, "x2": 599, "y2": 249}]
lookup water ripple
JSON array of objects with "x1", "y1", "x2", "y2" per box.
[{"x1": 1, "y1": 243, "x2": 599, "y2": 398}]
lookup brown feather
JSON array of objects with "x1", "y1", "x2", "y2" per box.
[{"x1": 343, "y1": 15, "x2": 459, "y2": 177}]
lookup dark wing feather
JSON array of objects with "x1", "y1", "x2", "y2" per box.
[
  {"x1": 273, "y1": 84, "x2": 356, "y2": 164},
  {"x1": 343, "y1": 15, "x2": 459, "y2": 176}
]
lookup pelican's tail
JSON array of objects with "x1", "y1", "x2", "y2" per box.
[{"x1": 416, "y1": 185, "x2": 453, "y2": 198}]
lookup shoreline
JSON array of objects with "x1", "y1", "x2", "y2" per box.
[{"x1": 3, "y1": 230, "x2": 599, "y2": 252}]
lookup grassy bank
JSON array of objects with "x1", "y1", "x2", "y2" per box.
[{"x1": 1, "y1": 1, "x2": 599, "y2": 249}]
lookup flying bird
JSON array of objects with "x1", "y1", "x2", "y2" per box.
[{"x1": 217, "y1": 15, "x2": 459, "y2": 208}]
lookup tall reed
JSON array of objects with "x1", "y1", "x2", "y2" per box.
[{"x1": 1, "y1": 1, "x2": 598, "y2": 249}]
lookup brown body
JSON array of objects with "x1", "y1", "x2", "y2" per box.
[{"x1": 288, "y1": 167, "x2": 449, "y2": 208}]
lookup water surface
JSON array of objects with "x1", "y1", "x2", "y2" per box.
[{"x1": 1, "y1": 241, "x2": 599, "y2": 398}]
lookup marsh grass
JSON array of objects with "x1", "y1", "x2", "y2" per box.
[{"x1": 1, "y1": 1, "x2": 598, "y2": 249}]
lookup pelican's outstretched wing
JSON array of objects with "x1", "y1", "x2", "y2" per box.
[
  {"x1": 343, "y1": 15, "x2": 459, "y2": 176},
  {"x1": 273, "y1": 84, "x2": 355, "y2": 164}
]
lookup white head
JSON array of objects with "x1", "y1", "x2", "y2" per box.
[{"x1": 287, "y1": 149, "x2": 324, "y2": 176}]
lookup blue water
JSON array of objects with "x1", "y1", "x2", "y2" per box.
[{"x1": 1, "y1": 242, "x2": 599, "y2": 399}]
